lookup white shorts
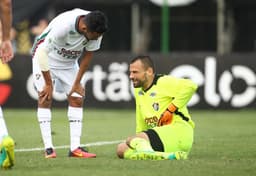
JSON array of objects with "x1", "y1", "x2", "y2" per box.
[{"x1": 32, "y1": 57, "x2": 79, "y2": 95}]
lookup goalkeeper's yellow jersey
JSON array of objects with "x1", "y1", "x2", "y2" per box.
[{"x1": 134, "y1": 74, "x2": 198, "y2": 133}]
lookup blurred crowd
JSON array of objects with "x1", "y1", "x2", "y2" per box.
[{"x1": 0, "y1": 18, "x2": 48, "y2": 55}]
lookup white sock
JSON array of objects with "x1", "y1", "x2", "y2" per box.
[
  {"x1": 68, "y1": 106, "x2": 83, "y2": 151},
  {"x1": 37, "y1": 108, "x2": 53, "y2": 149},
  {"x1": 0, "y1": 106, "x2": 8, "y2": 144}
]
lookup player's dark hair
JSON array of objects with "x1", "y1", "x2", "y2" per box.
[
  {"x1": 83, "y1": 10, "x2": 108, "y2": 33},
  {"x1": 130, "y1": 55, "x2": 155, "y2": 73}
]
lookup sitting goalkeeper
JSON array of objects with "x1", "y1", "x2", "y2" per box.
[{"x1": 116, "y1": 55, "x2": 198, "y2": 160}]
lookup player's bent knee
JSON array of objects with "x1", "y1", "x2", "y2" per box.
[
  {"x1": 68, "y1": 95, "x2": 84, "y2": 107},
  {"x1": 117, "y1": 142, "x2": 131, "y2": 158},
  {"x1": 116, "y1": 143, "x2": 128, "y2": 159},
  {"x1": 38, "y1": 96, "x2": 52, "y2": 108}
]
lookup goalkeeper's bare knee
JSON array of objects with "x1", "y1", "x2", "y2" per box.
[{"x1": 116, "y1": 142, "x2": 129, "y2": 158}]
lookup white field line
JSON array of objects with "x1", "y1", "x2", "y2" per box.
[{"x1": 15, "y1": 140, "x2": 124, "y2": 152}]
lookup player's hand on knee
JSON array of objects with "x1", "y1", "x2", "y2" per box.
[
  {"x1": 39, "y1": 84, "x2": 53, "y2": 106},
  {"x1": 39, "y1": 85, "x2": 53, "y2": 100},
  {"x1": 69, "y1": 83, "x2": 85, "y2": 97}
]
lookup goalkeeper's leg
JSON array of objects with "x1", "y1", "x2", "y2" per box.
[
  {"x1": 117, "y1": 134, "x2": 188, "y2": 160},
  {"x1": 125, "y1": 137, "x2": 187, "y2": 160},
  {"x1": 116, "y1": 133, "x2": 153, "y2": 158}
]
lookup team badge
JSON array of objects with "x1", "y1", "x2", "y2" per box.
[
  {"x1": 69, "y1": 31, "x2": 76, "y2": 35},
  {"x1": 152, "y1": 102, "x2": 159, "y2": 111},
  {"x1": 150, "y1": 92, "x2": 156, "y2": 97},
  {"x1": 138, "y1": 91, "x2": 144, "y2": 96},
  {"x1": 35, "y1": 74, "x2": 41, "y2": 80}
]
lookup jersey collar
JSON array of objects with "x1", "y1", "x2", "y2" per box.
[
  {"x1": 143, "y1": 74, "x2": 164, "y2": 92},
  {"x1": 75, "y1": 15, "x2": 85, "y2": 34}
]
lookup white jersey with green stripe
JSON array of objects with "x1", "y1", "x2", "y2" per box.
[
  {"x1": 134, "y1": 74, "x2": 197, "y2": 133},
  {"x1": 32, "y1": 8, "x2": 103, "y2": 69}
]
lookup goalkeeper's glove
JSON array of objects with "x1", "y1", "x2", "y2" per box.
[{"x1": 157, "y1": 104, "x2": 177, "y2": 126}]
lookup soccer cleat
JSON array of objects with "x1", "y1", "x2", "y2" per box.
[
  {"x1": 69, "y1": 147, "x2": 96, "y2": 158},
  {"x1": 0, "y1": 147, "x2": 8, "y2": 168},
  {"x1": 45, "y1": 148, "x2": 57, "y2": 158},
  {"x1": 0, "y1": 136, "x2": 15, "y2": 169},
  {"x1": 174, "y1": 151, "x2": 188, "y2": 160},
  {"x1": 167, "y1": 151, "x2": 188, "y2": 160}
]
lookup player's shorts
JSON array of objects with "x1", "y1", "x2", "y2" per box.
[
  {"x1": 32, "y1": 57, "x2": 79, "y2": 95},
  {"x1": 145, "y1": 119, "x2": 194, "y2": 153}
]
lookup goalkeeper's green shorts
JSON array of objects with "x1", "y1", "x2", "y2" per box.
[{"x1": 147, "y1": 119, "x2": 194, "y2": 153}]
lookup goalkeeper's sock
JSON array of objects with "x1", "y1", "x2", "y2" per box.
[
  {"x1": 124, "y1": 149, "x2": 168, "y2": 160},
  {"x1": 123, "y1": 148, "x2": 135, "y2": 159},
  {"x1": 68, "y1": 106, "x2": 83, "y2": 151},
  {"x1": 125, "y1": 137, "x2": 188, "y2": 160},
  {"x1": 37, "y1": 108, "x2": 53, "y2": 149},
  {"x1": 129, "y1": 137, "x2": 154, "y2": 152},
  {"x1": 124, "y1": 150, "x2": 188, "y2": 160},
  {"x1": 0, "y1": 107, "x2": 9, "y2": 143}
]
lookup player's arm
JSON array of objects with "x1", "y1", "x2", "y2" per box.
[
  {"x1": 0, "y1": 0, "x2": 13, "y2": 63},
  {"x1": 158, "y1": 78, "x2": 197, "y2": 126},
  {"x1": 171, "y1": 78, "x2": 198, "y2": 108},
  {"x1": 35, "y1": 46, "x2": 53, "y2": 106},
  {"x1": 0, "y1": 0, "x2": 12, "y2": 41},
  {"x1": 69, "y1": 51, "x2": 93, "y2": 97}
]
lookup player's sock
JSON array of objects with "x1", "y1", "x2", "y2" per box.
[
  {"x1": 125, "y1": 137, "x2": 188, "y2": 160},
  {"x1": 124, "y1": 147, "x2": 166, "y2": 160},
  {"x1": 124, "y1": 150, "x2": 187, "y2": 160},
  {"x1": 0, "y1": 107, "x2": 9, "y2": 143},
  {"x1": 37, "y1": 108, "x2": 53, "y2": 149},
  {"x1": 124, "y1": 137, "x2": 160, "y2": 160},
  {"x1": 68, "y1": 106, "x2": 83, "y2": 151},
  {"x1": 123, "y1": 148, "x2": 135, "y2": 159},
  {"x1": 129, "y1": 137, "x2": 154, "y2": 152}
]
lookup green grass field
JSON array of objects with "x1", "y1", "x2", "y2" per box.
[{"x1": 1, "y1": 108, "x2": 256, "y2": 176}]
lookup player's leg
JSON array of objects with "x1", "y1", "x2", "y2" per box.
[
  {"x1": 116, "y1": 133, "x2": 171, "y2": 160},
  {"x1": 116, "y1": 133, "x2": 150, "y2": 158},
  {"x1": 153, "y1": 120, "x2": 194, "y2": 153},
  {"x1": 117, "y1": 128, "x2": 188, "y2": 160},
  {"x1": 33, "y1": 58, "x2": 55, "y2": 158},
  {"x1": 0, "y1": 107, "x2": 8, "y2": 138},
  {"x1": 0, "y1": 107, "x2": 15, "y2": 169},
  {"x1": 60, "y1": 68, "x2": 95, "y2": 158}
]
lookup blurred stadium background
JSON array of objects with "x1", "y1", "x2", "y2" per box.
[
  {"x1": 1, "y1": 0, "x2": 255, "y2": 109},
  {"x1": 1, "y1": 1, "x2": 256, "y2": 175}
]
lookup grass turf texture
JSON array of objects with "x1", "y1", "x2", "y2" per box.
[{"x1": 1, "y1": 109, "x2": 256, "y2": 176}]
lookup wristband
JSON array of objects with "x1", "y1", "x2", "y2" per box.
[{"x1": 167, "y1": 104, "x2": 177, "y2": 113}]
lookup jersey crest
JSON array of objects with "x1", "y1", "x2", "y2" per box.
[{"x1": 152, "y1": 102, "x2": 159, "y2": 111}]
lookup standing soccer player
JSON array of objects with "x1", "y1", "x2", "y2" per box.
[
  {"x1": 116, "y1": 56, "x2": 197, "y2": 160},
  {"x1": 0, "y1": 0, "x2": 15, "y2": 169},
  {"x1": 31, "y1": 8, "x2": 108, "y2": 158}
]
